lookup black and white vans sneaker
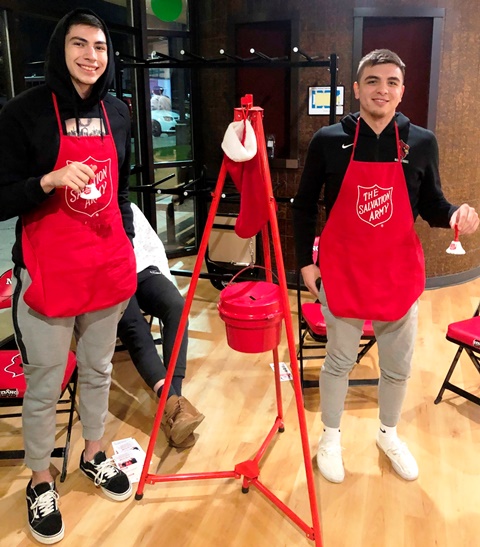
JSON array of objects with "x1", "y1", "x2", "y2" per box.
[
  {"x1": 26, "y1": 480, "x2": 64, "y2": 544},
  {"x1": 79, "y1": 450, "x2": 132, "y2": 501}
]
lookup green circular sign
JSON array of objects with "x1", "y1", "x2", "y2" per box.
[{"x1": 151, "y1": 0, "x2": 183, "y2": 22}]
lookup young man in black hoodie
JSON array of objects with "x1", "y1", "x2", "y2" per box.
[
  {"x1": 0, "y1": 10, "x2": 136, "y2": 544},
  {"x1": 292, "y1": 49, "x2": 478, "y2": 485}
]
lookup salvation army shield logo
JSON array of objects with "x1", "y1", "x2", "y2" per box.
[
  {"x1": 65, "y1": 157, "x2": 113, "y2": 217},
  {"x1": 357, "y1": 184, "x2": 393, "y2": 227}
]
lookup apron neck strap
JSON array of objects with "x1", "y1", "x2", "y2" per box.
[
  {"x1": 353, "y1": 117, "x2": 402, "y2": 161},
  {"x1": 100, "y1": 101, "x2": 112, "y2": 135},
  {"x1": 51, "y1": 93, "x2": 110, "y2": 136},
  {"x1": 393, "y1": 121, "x2": 402, "y2": 161},
  {"x1": 51, "y1": 93, "x2": 62, "y2": 135}
]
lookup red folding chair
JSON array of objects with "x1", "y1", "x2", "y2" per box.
[
  {"x1": 434, "y1": 302, "x2": 480, "y2": 406},
  {"x1": 0, "y1": 268, "x2": 14, "y2": 349},
  {"x1": 0, "y1": 350, "x2": 78, "y2": 482},
  {"x1": 0, "y1": 268, "x2": 13, "y2": 310}
]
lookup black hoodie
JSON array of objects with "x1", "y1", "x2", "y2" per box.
[
  {"x1": 0, "y1": 8, "x2": 133, "y2": 267},
  {"x1": 292, "y1": 112, "x2": 458, "y2": 269}
]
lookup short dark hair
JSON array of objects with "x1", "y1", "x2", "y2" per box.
[
  {"x1": 66, "y1": 12, "x2": 104, "y2": 34},
  {"x1": 357, "y1": 49, "x2": 406, "y2": 82}
]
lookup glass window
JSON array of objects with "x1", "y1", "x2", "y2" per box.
[
  {"x1": 127, "y1": 164, "x2": 196, "y2": 254},
  {"x1": 154, "y1": 165, "x2": 195, "y2": 252},
  {"x1": 146, "y1": 0, "x2": 189, "y2": 31},
  {"x1": 0, "y1": 11, "x2": 11, "y2": 109},
  {"x1": 17, "y1": 15, "x2": 55, "y2": 90},
  {"x1": 147, "y1": 36, "x2": 192, "y2": 164},
  {"x1": 108, "y1": 32, "x2": 139, "y2": 193}
]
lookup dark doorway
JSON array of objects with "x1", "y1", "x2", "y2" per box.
[
  {"x1": 235, "y1": 21, "x2": 291, "y2": 158},
  {"x1": 362, "y1": 18, "x2": 432, "y2": 128},
  {"x1": 353, "y1": 8, "x2": 445, "y2": 131}
]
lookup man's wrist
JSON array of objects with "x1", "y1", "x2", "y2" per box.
[{"x1": 40, "y1": 174, "x2": 55, "y2": 193}]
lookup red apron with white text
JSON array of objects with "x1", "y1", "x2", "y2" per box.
[
  {"x1": 21, "y1": 94, "x2": 136, "y2": 317},
  {"x1": 319, "y1": 121, "x2": 425, "y2": 321}
]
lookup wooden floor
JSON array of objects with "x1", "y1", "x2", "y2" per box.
[{"x1": 1, "y1": 267, "x2": 480, "y2": 547}]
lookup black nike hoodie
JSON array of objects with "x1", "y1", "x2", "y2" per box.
[
  {"x1": 0, "y1": 8, "x2": 133, "y2": 267},
  {"x1": 292, "y1": 112, "x2": 458, "y2": 269}
]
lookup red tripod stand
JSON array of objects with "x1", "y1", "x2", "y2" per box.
[{"x1": 135, "y1": 95, "x2": 323, "y2": 546}]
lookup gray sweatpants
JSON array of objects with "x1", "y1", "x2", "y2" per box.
[
  {"x1": 13, "y1": 267, "x2": 128, "y2": 472},
  {"x1": 318, "y1": 283, "x2": 418, "y2": 429}
]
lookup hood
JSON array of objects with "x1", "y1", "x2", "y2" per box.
[
  {"x1": 44, "y1": 8, "x2": 115, "y2": 108},
  {"x1": 341, "y1": 111, "x2": 410, "y2": 135}
]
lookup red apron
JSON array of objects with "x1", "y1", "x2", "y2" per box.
[
  {"x1": 21, "y1": 93, "x2": 136, "y2": 317},
  {"x1": 319, "y1": 120, "x2": 425, "y2": 321}
]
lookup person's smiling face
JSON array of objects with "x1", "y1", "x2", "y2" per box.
[
  {"x1": 65, "y1": 24, "x2": 108, "y2": 99},
  {"x1": 354, "y1": 63, "x2": 405, "y2": 127}
]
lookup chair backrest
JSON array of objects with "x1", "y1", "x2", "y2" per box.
[{"x1": 0, "y1": 269, "x2": 13, "y2": 310}]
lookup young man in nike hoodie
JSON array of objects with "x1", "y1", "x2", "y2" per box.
[
  {"x1": 292, "y1": 49, "x2": 479, "y2": 485},
  {"x1": 0, "y1": 10, "x2": 137, "y2": 544}
]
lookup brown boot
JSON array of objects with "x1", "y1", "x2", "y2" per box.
[
  {"x1": 161, "y1": 395, "x2": 205, "y2": 446},
  {"x1": 169, "y1": 433, "x2": 196, "y2": 450}
]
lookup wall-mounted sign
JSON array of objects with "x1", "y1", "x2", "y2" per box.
[{"x1": 308, "y1": 86, "x2": 345, "y2": 116}]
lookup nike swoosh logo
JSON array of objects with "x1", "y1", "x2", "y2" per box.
[
  {"x1": 342, "y1": 143, "x2": 354, "y2": 149},
  {"x1": 380, "y1": 428, "x2": 386, "y2": 434}
]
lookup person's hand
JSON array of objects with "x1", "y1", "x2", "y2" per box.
[
  {"x1": 301, "y1": 263, "x2": 321, "y2": 298},
  {"x1": 449, "y1": 203, "x2": 480, "y2": 235},
  {"x1": 40, "y1": 162, "x2": 97, "y2": 194}
]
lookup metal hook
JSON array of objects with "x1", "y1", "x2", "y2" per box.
[
  {"x1": 115, "y1": 51, "x2": 148, "y2": 63},
  {"x1": 250, "y1": 49, "x2": 288, "y2": 62},
  {"x1": 180, "y1": 49, "x2": 208, "y2": 62},
  {"x1": 219, "y1": 49, "x2": 257, "y2": 63},
  {"x1": 250, "y1": 48, "x2": 273, "y2": 62},
  {"x1": 292, "y1": 47, "x2": 319, "y2": 62},
  {"x1": 180, "y1": 50, "x2": 225, "y2": 63}
]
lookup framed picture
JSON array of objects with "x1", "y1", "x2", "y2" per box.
[{"x1": 308, "y1": 86, "x2": 345, "y2": 116}]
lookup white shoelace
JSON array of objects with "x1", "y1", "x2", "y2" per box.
[
  {"x1": 386, "y1": 441, "x2": 407, "y2": 456},
  {"x1": 318, "y1": 443, "x2": 343, "y2": 456},
  {"x1": 31, "y1": 489, "x2": 59, "y2": 518},
  {"x1": 92, "y1": 457, "x2": 119, "y2": 486}
]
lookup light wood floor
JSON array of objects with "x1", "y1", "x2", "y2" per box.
[{"x1": 1, "y1": 267, "x2": 480, "y2": 547}]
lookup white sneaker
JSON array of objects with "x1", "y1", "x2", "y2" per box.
[
  {"x1": 316, "y1": 437, "x2": 345, "y2": 483},
  {"x1": 376, "y1": 431, "x2": 418, "y2": 481}
]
